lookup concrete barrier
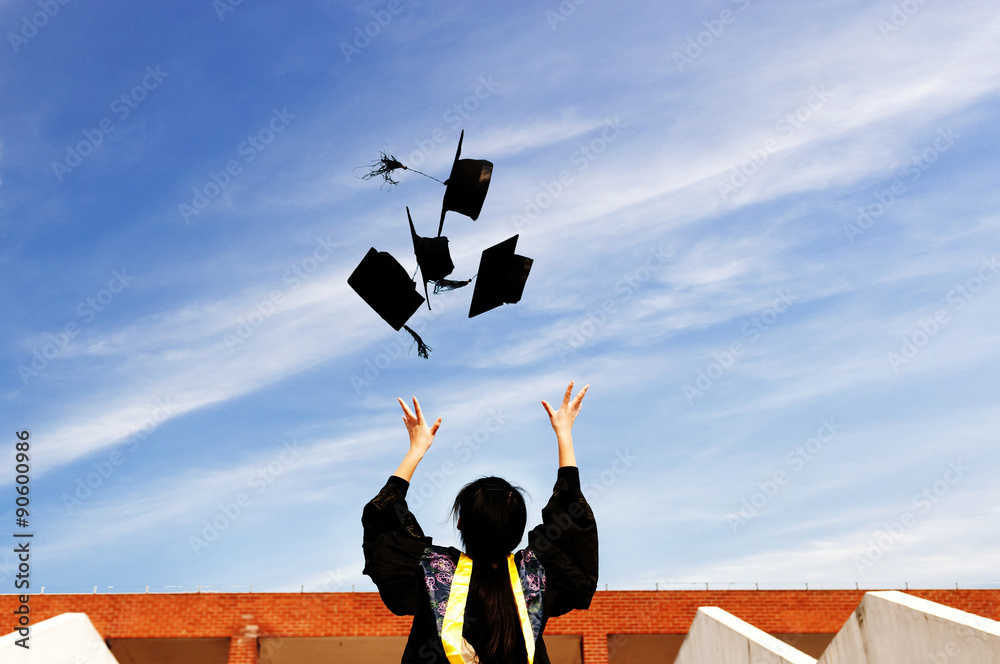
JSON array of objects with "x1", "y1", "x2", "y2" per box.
[
  {"x1": 674, "y1": 606, "x2": 816, "y2": 664},
  {"x1": 0, "y1": 612, "x2": 118, "y2": 664},
  {"x1": 817, "y1": 590, "x2": 1000, "y2": 664}
]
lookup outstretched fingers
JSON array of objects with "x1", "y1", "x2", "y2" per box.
[
  {"x1": 561, "y1": 381, "x2": 574, "y2": 408},
  {"x1": 541, "y1": 400, "x2": 555, "y2": 418},
  {"x1": 411, "y1": 396, "x2": 425, "y2": 424},
  {"x1": 399, "y1": 396, "x2": 440, "y2": 433},
  {"x1": 543, "y1": 381, "x2": 590, "y2": 423}
]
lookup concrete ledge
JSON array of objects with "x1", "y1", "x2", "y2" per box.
[
  {"x1": 674, "y1": 606, "x2": 816, "y2": 664},
  {"x1": 817, "y1": 590, "x2": 1000, "y2": 664},
  {"x1": 1, "y1": 612, "x2": 118, "y2": 664}
]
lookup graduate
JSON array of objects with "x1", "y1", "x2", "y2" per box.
[{"x1": 362, "y1": 382, "x2": 599, "y2": 664}]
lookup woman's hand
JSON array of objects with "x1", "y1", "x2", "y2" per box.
[
  {"x1": 393, "y1": 396, "x2": 442, "y2": 482},
  {"x1": 541, "y1": 381, "x2": 589, "y2": 467},
  {"x1": 542, "y1": 381, "x2": 589, "y2": 437},
  {"x1": 399, "y1": 396, "x2": 441, "y2": 455}
]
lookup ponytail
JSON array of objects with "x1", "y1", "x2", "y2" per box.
[
  {"x1": 451, "y1": 477, "x2": 529, "y2": 664},
  {"x1": 467, "y1": 561, "x2": 526, "y2": 664}
]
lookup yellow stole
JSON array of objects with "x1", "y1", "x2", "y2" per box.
[{"x1": 441, "y1": 553, "x2": 535, "y2": 664}]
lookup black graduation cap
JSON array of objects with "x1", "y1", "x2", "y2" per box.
[
  {"x1": 468, "y1": 235, "x2": 533, "y2": 318},
  {"x1": 438, "y1": 130, "x2": 493, "y2": 235},
  {"x1": 348, "y1": 248, "x2": 431, "y2": 357},
  {"x1": 408, "y1": 207, "x2": 474, "y2": 310},
  {"x1": 408, "y1": 207, "x2": 453, "y2": 307}
]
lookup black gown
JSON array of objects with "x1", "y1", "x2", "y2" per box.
[{"x1": 362, "y1": 466, "x2": 599, "y2": 664}]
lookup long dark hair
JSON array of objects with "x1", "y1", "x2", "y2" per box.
[{"x1": 450, "y1": 477, "x2": 528, "y2": 664}]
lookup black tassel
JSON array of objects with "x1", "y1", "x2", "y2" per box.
[
  {"x1": 403, "y1": 325, "x2": 431, "y2": 359},
  {"x1": 357, "y1": 150, "x2": 445, "y2": 189},
  {"x1": 359, "y1": 150, "x2": 407, "y2": 188},
  {"x1": 432, "y1": 278, "x2": 473, "y2": 293}
]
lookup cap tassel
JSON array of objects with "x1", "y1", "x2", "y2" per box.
[
  {"x1": 359, "y1": 150, "x2": 445, "y2": 189},
  {"x1": 403, "y1": 325, "x2": 431, "y2": 359},
  {"x1": 359, "y1": 150, "x2": 407, "y2": 187},
  {"x1": 433, "y1": 278, "x2": 473, "y2": 293}
]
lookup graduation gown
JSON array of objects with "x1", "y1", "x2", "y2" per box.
[{"x1": 362, "y1": 466, "x2": 599, "y2": 664}]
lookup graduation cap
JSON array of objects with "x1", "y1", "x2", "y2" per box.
[
  {"x1": 407, "y1": 207, "x2": 473, "y2": 309},
  {"x1": 348, "y1": 247, "x2": 432, "y2": 358},
  {"x1": 468, "y1": 235, "x2": 533, "y2": 318},
  {"x1": 358, "y1": 131, "x2": 492, "y2": 234},
  {"x1": 408, "y1": 206, "x2": 453, "y2": 307},
  {"x1": 438, "y1": 130, "x2": 493, "y2": 235}
]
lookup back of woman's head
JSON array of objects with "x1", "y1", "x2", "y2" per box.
[{"x1": 451, "y1": 476, "x2": 527, "y2": 562}]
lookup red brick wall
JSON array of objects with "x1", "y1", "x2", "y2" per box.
[{"x1": 3, "y1": 590, "x2": 997, "y2": 663}]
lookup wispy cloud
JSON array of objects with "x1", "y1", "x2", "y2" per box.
[{"x1": 5, "y1": 0, "x2": 1000, "y2": 591}]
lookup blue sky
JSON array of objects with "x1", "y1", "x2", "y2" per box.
[{"x1": 2, "y1": 0, "x2": 999, "y2": 594}]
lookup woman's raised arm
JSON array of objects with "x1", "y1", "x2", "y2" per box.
[
  {"x1": 541, "y1": 381, "x2": 589, "y2": 468},
  {"x1": 392, "y1": 396, "x2": 442, "y2": 482}
]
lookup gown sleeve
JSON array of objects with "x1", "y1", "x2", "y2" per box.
[
  {"x1": 528, "y1": 465, "x2": 599, "y2": 617},
  {"x1": 362, "y1": 475, "x2": 432, "y2": 616}
]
